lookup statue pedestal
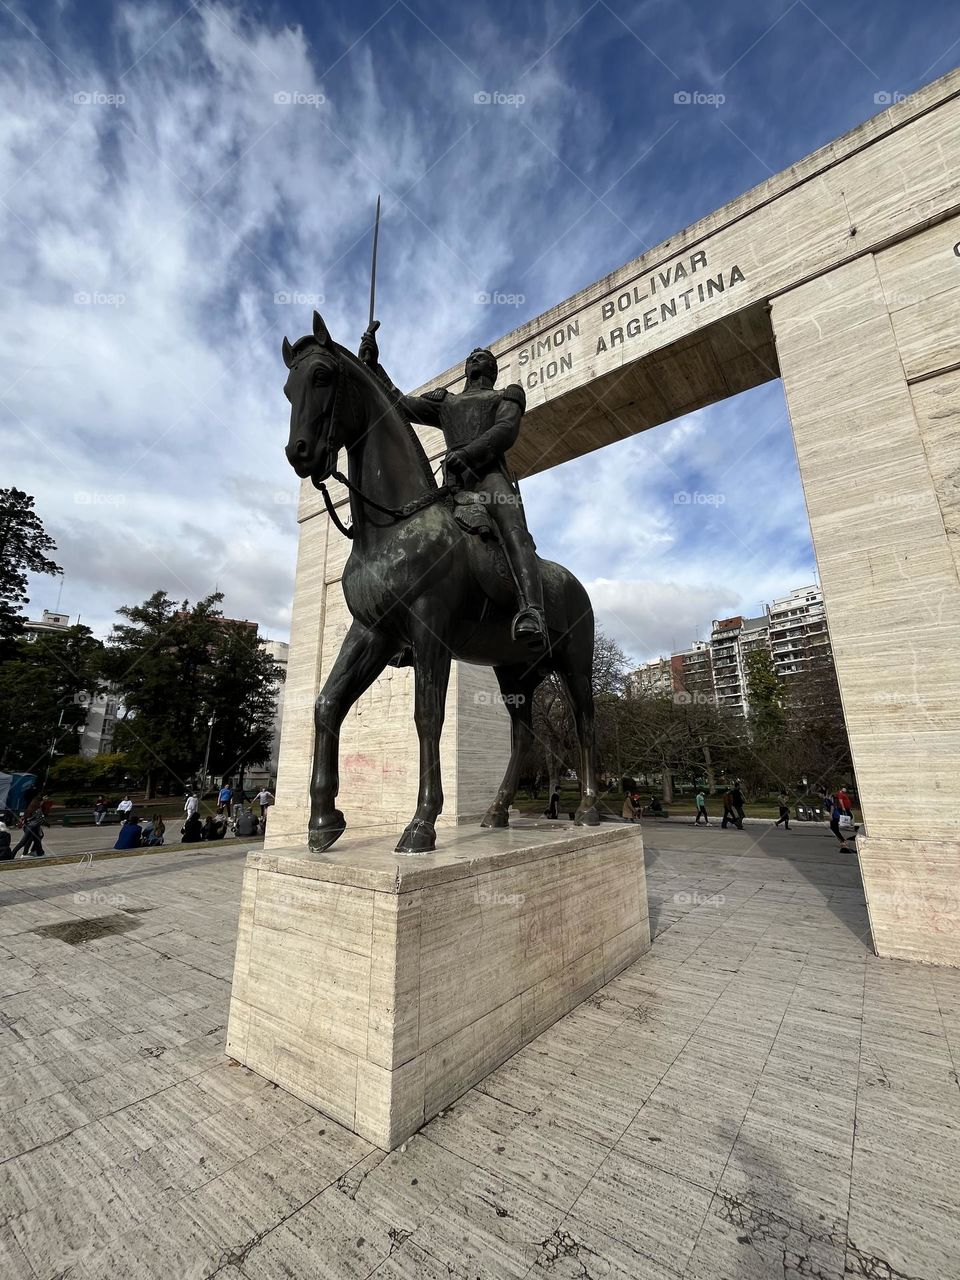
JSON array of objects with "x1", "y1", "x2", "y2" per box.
[{"x1": 226, "y1": 821, "x2": 649, "y2": 1150}]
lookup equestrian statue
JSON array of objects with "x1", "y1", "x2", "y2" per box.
[{"x1": 282, "y1": 308, "x2": 599, "y2": 853}]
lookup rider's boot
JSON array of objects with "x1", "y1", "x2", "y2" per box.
[{"x1": 503, "y1": 528, "x2": 548, "y2": 649}]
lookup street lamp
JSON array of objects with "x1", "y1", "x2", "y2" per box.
[{"x1": 199, "y1": 713, "x2": 216, "y2": 809}]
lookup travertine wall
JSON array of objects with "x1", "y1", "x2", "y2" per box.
[
  {"x1": 228, "y1": 824, "x2": 649, "y2": 1149},
  {"x1": 772, "y1": 214, "x2": 960, "y2": 965}
]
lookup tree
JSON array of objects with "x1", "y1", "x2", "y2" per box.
[
  {"x1": 205, "y1": 622, "x2": 284, "y2": 790},
  {"x1": 48, "y1": 752, "x2": 130, "y2": 791},
  {"x1": 103, "y1": 591, "x2": 216, "y2": 794},
  {"x1": 0, "y1": 625, "x2": 104, "y2": 776},
  {"x1": 530, "y1": 626, "x2": 628, "y2": 794},
  {"x1": 782, "y1": 653, "x2": 854, "y2": 793},
  {"x1": 0, "y1": 488, "x2": 62, "y2": 652},
  {"x1": 104, "y1": 591, "x2": 283, "y2": 797}
]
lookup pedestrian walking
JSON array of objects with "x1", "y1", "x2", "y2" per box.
[
  {"x1": 253, "y1": 787, "x2": 274, "y2": 818},
  {"x1": 834, "y1": 787, "x2": 853, "y2": 818},
  {"x1": 775, "y1": 791, "x2": 791, "y2": 829},
  {"x1": 731, "y1": 784, "x2": 746, "y2": 827},
  {"x1": 184, "y1": 791, "x2": 199, "y2": 819},
  {"x1": 829, "y1": 800, "x2": 851, "y2": 849},
  {"x1": 13, "y1": 809, "x2": 48, "y2": 858},
  {"x1": 544, "y1": 788, "x2": 561, "y2": 819},
  {"x1": 217, "y1": 782, "x2": 233, "y2": 817},
  {"x1": 25, "y1": 793, "x2": 53, "y2": 824},
  {"x1": 695, "y1": 789, "x2": 709, "y2": 824},
  {"x1": 93, "y1": 795, "x2": 108, "y2": 826},
  {"x1": 721, "y1": 789, "x2": 741, "y2": 830}
]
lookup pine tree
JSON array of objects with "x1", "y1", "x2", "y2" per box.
[{"x1": 0, "y1": 488, "x2": 62, "y2": 651}]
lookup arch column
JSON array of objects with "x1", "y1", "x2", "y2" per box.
[{"x1": 772, "y1": 221, "x2": 960, "y2": 965}]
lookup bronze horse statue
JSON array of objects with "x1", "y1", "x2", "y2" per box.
[{"x1": 282, "y1": 311, "x2": 599, "y2": 853}]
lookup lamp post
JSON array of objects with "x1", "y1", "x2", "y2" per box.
[{"x1": 199, "y1": 713, "x2": 216, "y2": 810}]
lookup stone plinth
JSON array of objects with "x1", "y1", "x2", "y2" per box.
[{"x1": 226, "y1": 821, "x2": 649, "y2": 1149}]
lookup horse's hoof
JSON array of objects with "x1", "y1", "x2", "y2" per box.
[
  {"x1": 395, "y1": 819, "x2": 436, "y2": 854},
  {"x1": 575, "y1": 805, "x2": 600, "y2": 827},
  {"x1": 308, "y1": 810, "x2": 346, "y2": 851},
  {"x1": 480, "y1": 809, "x2": 509, "y2": 829}
]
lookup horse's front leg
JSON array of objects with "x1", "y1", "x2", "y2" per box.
[
  {"x1": 396, "y1": 633, "x2": 451, "y2": 854},
  {"x1": 309, "y1": 621, "x2": 393, "y2": 850}
]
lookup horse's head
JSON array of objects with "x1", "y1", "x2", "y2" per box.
[{"x1": 282, "y1": 311, "x2": 352, "y2": 484}]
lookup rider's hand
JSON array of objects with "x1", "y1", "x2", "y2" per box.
[
  {"x1": 359, "y1": 319, "x2": 380, "y2": 366},
  {"x1": 443, "y1": 450, "x2": 468, "y2": 489}
]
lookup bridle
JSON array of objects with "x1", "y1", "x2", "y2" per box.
[{"x1": 296, "y1": 341, "x2": 452, "y2": 540}]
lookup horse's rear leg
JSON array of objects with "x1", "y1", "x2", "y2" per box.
[
  {"x1": 481, "y1": 666, "x2": 539, "y2": 829},
  {"x1": 558, "y1": 667, "x2": 600, "y2": 826},
  {"x1": 309, "y1": 622, "x2": 393, "y2": 851}
]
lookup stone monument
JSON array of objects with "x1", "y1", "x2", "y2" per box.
[{"x1": 226, "y1": 289, "x2": 650, "y2": 1150}]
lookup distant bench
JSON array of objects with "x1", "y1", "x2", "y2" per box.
[{"x1": 60, "y1": 811, "x2": 122, "y2": 827}]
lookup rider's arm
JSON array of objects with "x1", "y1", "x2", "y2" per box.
[
  {"x1": 459, "y1": 384, "x2": 525, "y2": 472},
  {"x1": 399, "y1": 389, "x2": 445, "y2": 428}
]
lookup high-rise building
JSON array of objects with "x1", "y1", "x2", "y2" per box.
[
  {"x1": 674, "y1": 640, "x2": 714, "y2": 699},
  {"x1": 709, "y1": 613, "x2": 770, "y2": 717},
  {"x1": 767, "y1": 585, "x2": 830, "y2": 677},
  {"x1": 626, "y1": 656, "x2": 674, "y2": 698}
]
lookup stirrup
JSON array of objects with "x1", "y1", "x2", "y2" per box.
[{"x1": 512, "y1": 607, "x2": 547, "y2": 649}]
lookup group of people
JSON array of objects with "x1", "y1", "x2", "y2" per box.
[
  {"x1": 690, "y1": 783, "x2": 855, "y2": 844},
  {"x1": 621, "y1": 792, "x2": 666, "y2": 821},
  {"x1": 180, "y1": 784, "x2": 273, "y2": 843},
  {"x1": 694, "y1": 784, "x2": 747, "y2": 829},
  {"x1": 113, "y1": 813, "x2": 166, "y2": 850}
]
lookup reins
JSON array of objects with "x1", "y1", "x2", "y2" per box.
[
  {"x1": 308, "y1": 344, "x2": 452, "y2": 540},
  {"x1": 313, "y1": 468, "x2": 452, "y2": 540}
]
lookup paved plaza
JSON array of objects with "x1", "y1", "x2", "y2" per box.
[{"x1": 1, "y1": 823, "x2": 958, "y2": 1279}]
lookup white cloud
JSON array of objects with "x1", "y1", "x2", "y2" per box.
[{"x1": 3, "y1": 2, "x2": 820, "y2": 660}]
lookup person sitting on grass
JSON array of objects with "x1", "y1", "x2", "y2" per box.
[
  {"x1": 181, "y1": 812, "x2": 204, "y2": 843},
  {"x1": 142, "y1": 814, "x2": 165, "y2": 846},
  {"x1": 114, "y1": 814, "x2": 142, "y2": 850},
  {"x1": 234, "y1": 808, "x2": 259, "y2": 837},
  {"x1": 203, "y1": 814, "x2": 225, "y2": 841}
]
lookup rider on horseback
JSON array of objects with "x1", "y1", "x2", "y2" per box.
[{"x1": 358, "y1": 322, "x2": 547, "y2": 649}]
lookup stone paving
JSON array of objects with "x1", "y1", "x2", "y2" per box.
[{"x1": 1, "y1": 825, "x2": 958, "y2": 1279}]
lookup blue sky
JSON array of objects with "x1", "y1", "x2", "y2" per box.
[{"x1": 3, "y1": 0, "x2": 957, "y2": 662}]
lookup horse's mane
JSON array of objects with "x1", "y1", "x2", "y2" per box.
[{"x1": 333, "y1": 341, "x2": 439, "y2": 493}]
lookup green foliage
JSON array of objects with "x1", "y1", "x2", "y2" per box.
[
  {"x1": 48, "y1": 751, "x2": 130, "y2": 791},
  {"x1": 745, "y1": 647, "x2": 785, "y2": 739},
  {"x1": 0, "y1": 488, "x2": 62, "y2": 651},
  {"x1": 0, "y1": 625, "x2": 104, "y2": 775},
  {"x1": 103, "y1": 590, "x2": 283, "y2": 794}
]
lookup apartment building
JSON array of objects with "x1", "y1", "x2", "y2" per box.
[{"x1": 767, "y1": 584, "x2": 831, "y2": 677}]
